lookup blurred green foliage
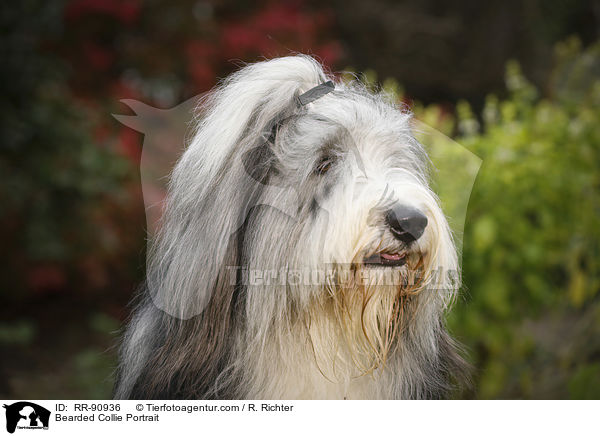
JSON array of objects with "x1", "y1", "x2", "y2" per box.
[
  {"x1": 456, "y1": 40, "x2": 599, "y2": 399},
  {"x1": 388, "y1": 38, "x2": 599, "y2": 399}
]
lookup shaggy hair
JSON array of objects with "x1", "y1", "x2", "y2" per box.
[{"x1": 114, "y1": 55, "x2": 469, "y2": 400}]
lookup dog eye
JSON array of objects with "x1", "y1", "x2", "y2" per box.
[{"x1": 315, "y1": 156, "x2": 334, "y2": 175}]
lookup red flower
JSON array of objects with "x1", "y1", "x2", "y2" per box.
[
  {"x1": 82, "y1": 42, "x2": 114, "y2": 70},
  {"x1": 221, "y1": 24, "x2": 264, "y2": 58}
]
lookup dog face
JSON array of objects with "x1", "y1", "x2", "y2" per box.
[{"x1": 245, "y1": 85, "x2": 457, "y2": 303}]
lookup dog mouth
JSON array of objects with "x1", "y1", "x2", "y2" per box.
[{"x1": 363, "y1": 251, "x2": 407, "y2": 267}]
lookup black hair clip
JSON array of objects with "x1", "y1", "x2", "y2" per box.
[
  {"x1": 297, "y1": 81, "x2": 335, "y2": 106},
  {"x1": 264, "y1": 81, "x2": 335, "y2": 145}
]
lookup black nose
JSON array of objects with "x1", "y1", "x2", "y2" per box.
[{"x1": 385, "y1": 204, "x2": 428, "y2": 244}]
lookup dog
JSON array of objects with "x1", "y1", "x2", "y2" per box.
[{"x1": 114, "y1": 55, "x2": 468, "y2": 399}]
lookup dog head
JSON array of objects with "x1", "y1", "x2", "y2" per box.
[
  {"x1": 115, "y1": 55, "x2": 469, "y2": 400},
  {"x1": 148, "y1": 56, "x2": 458, "y2": 344}
]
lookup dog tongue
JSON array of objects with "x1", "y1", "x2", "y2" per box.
[{"x1": 381, "y1": 253, "x2": 402, "y2": 261}]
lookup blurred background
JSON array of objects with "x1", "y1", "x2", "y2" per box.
[{"x1": 1, "y1": 0, "x2": 599, "y2": 399}]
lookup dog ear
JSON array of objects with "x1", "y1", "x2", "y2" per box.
[{"x1": 146, "y1": 56, "x2": 329, "y2": 320}]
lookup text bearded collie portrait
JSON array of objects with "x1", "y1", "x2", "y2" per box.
[{"x1": 114, "y1": 55, "x2": 469, "y2": 400}]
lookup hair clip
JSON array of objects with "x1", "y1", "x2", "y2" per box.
[{"x1": 297, "y1": 81, "x2": 334, "y2": 106}]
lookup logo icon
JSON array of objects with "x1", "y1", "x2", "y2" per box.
[{"x1": 3, "y1": 402, "x2": 50, "y2": 434}]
